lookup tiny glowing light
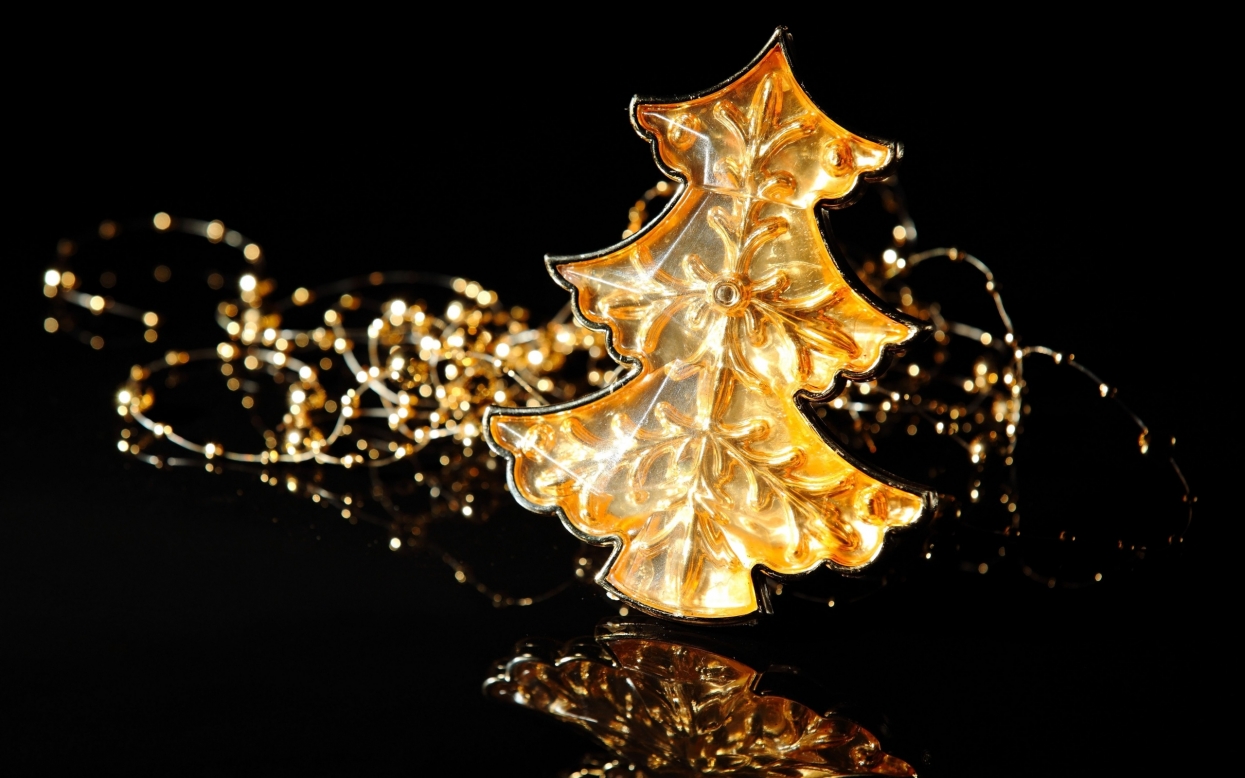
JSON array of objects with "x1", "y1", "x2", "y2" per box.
[
  {"x1": 389, "y1": 299, "x2": 407, "y2": 316},
  {"x1": 89, "y1": 295, "x2": 106, "y2": 312},
  {"x1": 243, "y1": 244, "x2": 262, "y2": 261},
  {"x1": 117, "y1": 390, "x2": 132, "y2": 404},
  {"x1": 141, "y1": 311, "x2": 159, "y2": 327},
  {"x1": 298, "y1": 366, "x2": 312, "y2": 380},
  {"x1": 1094, "y1": 573, "x2": 1103, "y2": 582},
  {"x1": 342, "y1": 406, "x2": 353, "y2": 418},
  {"x1": 892, "y1": 225, "x2": 907, "y2": 242},
  {"x1": 239, "y1": 274, "x2": 257, "y2": 292},
  {"x1": 290, "y1": 389, "x2": 306, "y2": 404},
  {"x1": 462, "y1": 506, "x2": 474, "y2": 517},
  {"x1": 907, "y1": 364, "x2": 920, "y2": 377},
  {"x1": 1099, "y1": 383, "x2": 1110, "y2": 397},
  {"x1": 389, "y1": 538, "x2": 402, "y2": 551},
  {"x1": 206, "y1": 220, "x2": 226, "y2": 242},
  {"x1": 43, "y1": 317, "x2": 59, "y2": 333},
  {"x1": 882, "y1": 249, "x2": 897, "y2": 264},
  {"x1": 978, "y1": 563, "x2": 989, "y2": 574},
  {"x1": 61, "y1": 271, "x2": 77, "y2": 288},
  {"x1": 204, "y1": 443, "x2": 217, "y2": 458},
  {"x1": 494, "y1": 390, "x2": 507, "y2": 403},
  {"x1": 980, "y1": 332, "x2": 993, "y2": 345},
  {"x1": 153, "y1": 212, "x2": 172, "y2": 230},
  {"x1": 44, "y1": 270, "x2": 61, "y2": 286},
  {"x1": 527, "y1": 350, "x2": 544, "y2": 366},
  {"x1": 117, "y1": 440, "x2": 129, "y2": 452},
  {"x1": 495, "y1": 343, "x2": 511, "y2": 357},
  {"x1": 272, "y1": 353, "x2": 286, "y2": 366},
  {"x1": 446, "y1": 301, "x2": 463, "y2": 321},
  {"x1": 293, "y1": 287, "x2": 311, "y2": 305}
]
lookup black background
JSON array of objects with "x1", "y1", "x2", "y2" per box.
[{"x1": 4, "y1": 17, "x2": 1227, "y2": 776}]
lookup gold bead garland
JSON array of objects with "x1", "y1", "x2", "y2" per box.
[{"x1": 46, "y1": 213, "x2": 610, "y2": 606}]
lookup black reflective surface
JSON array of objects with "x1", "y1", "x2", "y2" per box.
[{"x1": 6, "y1": 19, "x2": 1226, "y2": 776}]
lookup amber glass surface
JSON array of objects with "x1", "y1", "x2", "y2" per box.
[
  {"x1": 488, "y1": 41, "x2": 928, "y2": 620},
  {"x1": 486, "y1": 631, "x2": 915, "y2": 776}
]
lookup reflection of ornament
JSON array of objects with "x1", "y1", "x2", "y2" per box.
[
  {"x1": 485, "y1": 626, "x2": 915, "y2": 777},
  {"x1": 487, "y1": 29, "x2": 934, "y2": 621}
]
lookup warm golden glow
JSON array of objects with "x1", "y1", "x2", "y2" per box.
[
  {"x1": 489, "y1": 35, "x2": 926, "y2": 619},
  {"x1": 486, "y1": 631, "x2": 915, "y2": 776}
]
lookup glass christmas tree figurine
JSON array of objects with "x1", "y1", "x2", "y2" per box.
[{"x1": 486, "y1": 29, "x2": 934, "y2": 621}]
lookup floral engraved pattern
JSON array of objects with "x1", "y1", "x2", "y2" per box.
[
  {"x1": 485, "y1": 634, "x2": 916, "y2": 776},
  {"x1": 487, "y1": 38, "x2": 929, "y2": 619}
]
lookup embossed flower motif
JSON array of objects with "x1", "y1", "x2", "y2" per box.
[{"x1": 587, "y1": 235, "x2": 876, "y2": 392}]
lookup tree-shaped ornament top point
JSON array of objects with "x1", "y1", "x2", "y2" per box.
[{"x1": 485, "y1": 30, "x2": 934, "y2": 621}]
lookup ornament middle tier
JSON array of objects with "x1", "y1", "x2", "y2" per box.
[{"x1": 486, "y1": 28, "x2": 935, "y2": 622}]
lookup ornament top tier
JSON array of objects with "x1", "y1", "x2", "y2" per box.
[
  {"x1": 486, "y1": 29, "x2": 934, "y2": 622},
  {"x1": 632, "y1": 33, "x2": 895, "y2": 210}
]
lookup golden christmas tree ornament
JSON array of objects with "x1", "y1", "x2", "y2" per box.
[{"x1": 485, "y1": 28, "x2": 935, "y2": 621}]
